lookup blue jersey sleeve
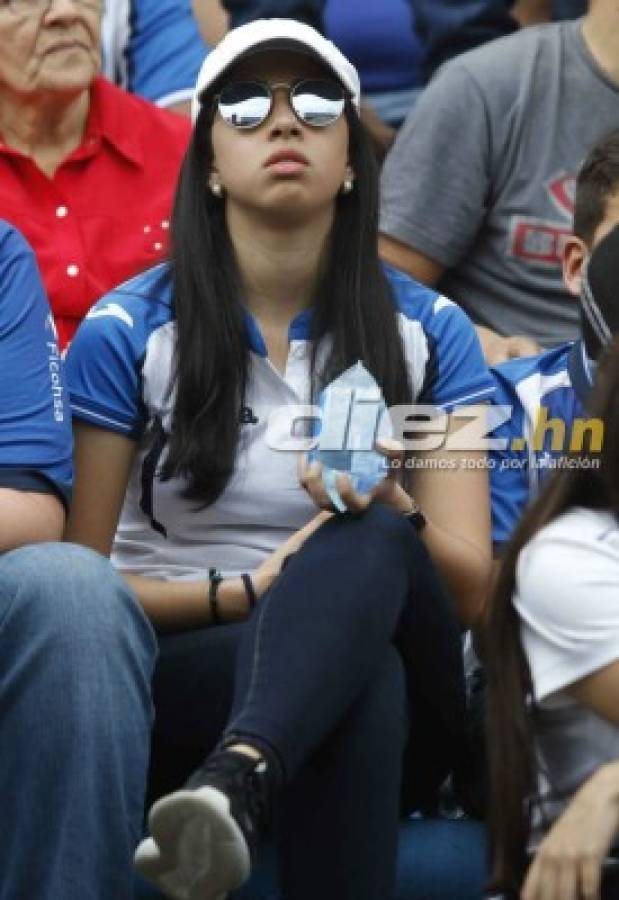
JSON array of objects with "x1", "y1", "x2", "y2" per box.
[
  {"x1": 489, "y1": 367, "x2": 530, "y2": 550},
  {"x1": 66, "y1": 267, "x2": 173, "y2": 437},
  {"x1": 0, "y1": 223, "x2": 72, "y2": 506},
  {"x1": 119, "y1": 0, "x2": 208, "y2": 106},
  {"x1": 66, "y1": 296, "x2": 148, "y2": 438},
  {"x1": 417, "y1": 297, "x2": 495, "y2": 411},
  {"x1": 385, "y1": 266, "x2": 495, "y2": 411}
]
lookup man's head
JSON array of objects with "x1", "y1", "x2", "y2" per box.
[
  {"x1": 0, "y1": 0, "x2": 101, "y2": 101},
  {"x1": 563, "y1": 129, "x2": 619, "y2": 359}
]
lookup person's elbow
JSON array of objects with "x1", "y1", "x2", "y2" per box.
[
  {"x1": 0, "y1": 489, "x2": 65, "y2": 553},
  {"x1": 378, "y1": 234, "x2": 445, "y2": 286}
]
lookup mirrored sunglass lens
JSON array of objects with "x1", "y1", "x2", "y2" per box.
[
  {"x1": 218, "y1": 82, "x2": 270, "y2": 128},
  {"x1": 292, "y1": 80, "x2": 345, "y2": 126}
]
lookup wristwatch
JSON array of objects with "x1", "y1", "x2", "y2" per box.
[{"x1": 403, "y1": 499, "x2": 427, "y2": 533}]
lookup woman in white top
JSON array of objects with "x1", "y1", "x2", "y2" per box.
[{"x1": 486, "y1": 340, "x2": 619, "y2": 900}]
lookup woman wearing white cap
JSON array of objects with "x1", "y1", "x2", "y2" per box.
[{"x1": 65, "y1": 18, "x2": 494, "y2": 900}]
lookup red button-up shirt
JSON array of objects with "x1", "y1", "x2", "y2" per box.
[{"x1": 0, "y1": 77, "x2": 191, "y2": 348}]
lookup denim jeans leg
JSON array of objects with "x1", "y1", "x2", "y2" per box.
[
  {"x1": 0, "y1": 543, "x2": 157, "y2": 900},
  {"x1": 276, "y1": 646, "x2": 408, "y2": 900}
]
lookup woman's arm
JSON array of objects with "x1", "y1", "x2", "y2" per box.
[
  {"x1": 408, "y1": 407, "x2": 492, "y2": 626},
  {"x1": 521, "y1": 761, "x2": 619, "y2": 900},
  {"x1": 66, "y1": 422, "x2": 332, "y2": 632}
]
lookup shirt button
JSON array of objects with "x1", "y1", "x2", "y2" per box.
[
  {"x1": 144, "y1": 225, "x2": 152, "y2": 234},
  {"x1": 66, "y1": 264, "x2": 80, "y2": 277},
  {"x1": 153, "y1": 242, "x2": 163, "y2": 252},
  {"x1": 56, "y1": 205, "x2": 68, "y2": 218},
  {"x1": 161, "y1": 220, "x2": 169, "y2": 230}
]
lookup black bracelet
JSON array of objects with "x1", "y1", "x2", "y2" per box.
[
  {"x1": 241, "y1": 573, "x2": 258, "y2": 611},
  {"x1": 404, "y1": 499, "x2": 427, "y2": 533},
  {"x1": 208, "y1": 567, "x2": 224, "y2": 625}
]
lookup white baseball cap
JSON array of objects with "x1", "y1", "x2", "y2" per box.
[{"x1": 191, "y1": 18, "x2": 361, "y2": 124}]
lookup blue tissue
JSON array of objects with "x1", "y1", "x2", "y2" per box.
[{"x1": 308, "y1": 362, "x2": 392, "y2": 512}]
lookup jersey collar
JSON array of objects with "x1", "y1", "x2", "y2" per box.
[{"x1": 242, "y1": 307, "x2": 314, "y2": 357}]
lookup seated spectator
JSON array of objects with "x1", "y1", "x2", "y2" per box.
[
  {"x1": 64, "y1": 19, "x2": 494, "y2": 900},
  {"x1": 491, "y1": 130, "x2": 619, "y2": 550},
  {"x1": 0, "y1": 0, "x2": 191, "y2": 348},
  {"x1": 101, "y1": 0, "x2": 209, "y2": 115},
  {"x1": 0, "y1": 220, "x2": 156, "y2": 899},
  {"x1": 485, "y1": 339, "x2": 619, "y2": 899},
  {"x1": 379, "y1": 0, "x2": 619, "y2": 363}
]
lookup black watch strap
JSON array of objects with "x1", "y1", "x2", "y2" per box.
[
  {"x1": 208, "y1": 567, "x2": 224, "y2": 624},
  {"x1": 404, "y1": 501, "x2": 427, "y2": 533}
]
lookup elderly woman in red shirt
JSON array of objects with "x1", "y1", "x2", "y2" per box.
[{"x1": 0, "y1": 0, "x2": 191, "y2": 348}]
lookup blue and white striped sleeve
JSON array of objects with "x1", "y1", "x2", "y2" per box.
[
  {"x1": 489, "y1": 368, "x2": 530, "y2": 551},
  {"x1": 418, "y1": 296, "x2": 495, "y2": 411},
  {"x1": 65, "y1": 296, "x2": 147, "y2": 438}
]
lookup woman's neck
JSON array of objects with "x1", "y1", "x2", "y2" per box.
[
  {"x1": 0, "y1": 89, "x2": 90, "y2": 178},
  {"x1": 582, "y1": 5, "x2": 619, "y2": 86},
  {"x1": 227, "y1": 204, "x2": 334, "y2": 330}
]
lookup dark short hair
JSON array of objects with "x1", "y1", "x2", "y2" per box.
[{"x1": 574, "y1": 129, "x2": 619, "y2": 244}]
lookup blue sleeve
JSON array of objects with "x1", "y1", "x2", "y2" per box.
[
  {"x1": 65, "y1": 298, "x2": 147, "y2": 438},
  {"x1": 418, "y1": 298, "x2": 495, "y2": 411},
  {"x1": 127, "y1": 0, "x2": 208, "y2": 106},
  {"x1": 489, "y1": 370, "x2": 530, "y2": 550},
  {"x1": 409, "y1": 0, "x2": 517, "y2": 79},
  {"x1": 0, "y1": 224, "x2": 72, "y2": 506},
  {"x1": 222, "y1": 0, "x2": 325, "y2": 30}
]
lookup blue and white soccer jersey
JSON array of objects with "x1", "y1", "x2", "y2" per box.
[
  {"x1": 490, "y1": 341, "x2": 593, "y2": 549},
  {"x1": 101, "y1": 0, "x2": 208, "y2": 108},
  {"x1": 65, "y1": 262, "x2": 494, "y2": 580},
  {"x1": 0, "y1": 222, "x2": 72, "y2": 506}
]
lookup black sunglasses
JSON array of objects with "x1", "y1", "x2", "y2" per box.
[{"x1": 214, "y1": 79, "x2": 347, "y2": 130}]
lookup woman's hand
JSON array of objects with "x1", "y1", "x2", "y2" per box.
[
  {"x1": 298, "y1": 438, "x2": 415, "y2": 516},
  {"x1": 252, "y1": 510, "x2": 334, "y2": 598},
  {"x1": 521, "y1": 762, "x2": 619, "y2": 900}
]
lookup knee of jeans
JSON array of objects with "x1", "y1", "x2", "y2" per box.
[
  {"x1": 0, "y1": 543, "x2": 155, "y2": 655},
  {"x1": 356, "y1": 504, "x2": 420, "y2": 558}
]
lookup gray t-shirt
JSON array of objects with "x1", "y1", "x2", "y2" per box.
[{"x1": 380, "y1": 20, "x2": 619, "y2": 347}]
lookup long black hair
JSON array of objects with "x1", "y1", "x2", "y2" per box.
[
  {"x1": 485, "y1": 338, "x2": 619, "y2": 895},
  {"x1": 160, "y1": 92, "x2": 412, "y2": 504}
]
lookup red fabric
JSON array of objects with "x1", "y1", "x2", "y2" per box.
[{"x1": 0, "y1": 78, "x2": 191, "y2": 348}]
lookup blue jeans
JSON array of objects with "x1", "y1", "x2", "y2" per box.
[
  {"x1": 149, "y1": 506, "x2": 467, "y2": 900},
  {"x1": 0, "y1": 543, "x2": 157, "y2": 900}
]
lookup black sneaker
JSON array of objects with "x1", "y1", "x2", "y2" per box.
[{"x1": 134, "y1": 749, "x2": 274, "y2": 900}]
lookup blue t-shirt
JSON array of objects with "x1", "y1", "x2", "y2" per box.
[
  {"x1": 325, "y1": 0, "x2": 422, "y2": 94},
  {"x1": 0, "y1": 222, "x2": 72, "y2": 507},
  {"x1": 65, "y1": 262, "x2": 495, "y2": 579},
  {"x1": 101, "y1": 0, "x2": 208, "y2": 107},
  {"x1": 489, "y1": 340, "x2": 592, "y2": 548},
  {"x1": 222, "y1": 0, "x2": 422, "y2": 94}
]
